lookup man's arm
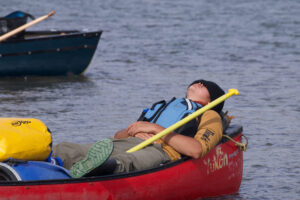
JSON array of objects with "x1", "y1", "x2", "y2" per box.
[
  {"x1": 193, "y1": 110, "x2": 223, "y2": 158},
  {"x1": 162, "y1": 110, "x2": 222, "y2": 159},
  {"x1": 126, "y1": 121, "x2": 204, "y2": 159},
  {"x1": 162, "y1": 133, "x2": 203, "y2": 159}
]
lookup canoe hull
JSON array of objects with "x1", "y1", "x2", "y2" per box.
[
  {"x1": 0, "y1": 31, "x2": 102, "y2": 76},
  {"x1": 0, "y1": 126, "x2": 243, "y2": 200}
]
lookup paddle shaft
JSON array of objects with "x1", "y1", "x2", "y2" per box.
[
  {"x1": 126, "y1": 89, "x2": 239, "y2": 153},
  {"x1": 0, "y1": 11, "x2": 55, "y2": 42}
]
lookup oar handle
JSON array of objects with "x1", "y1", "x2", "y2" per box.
[
  {"x1": 126, "y1": 88, "x2": 239, "y2": 153},
  {"x1": 0, "y1": 11, "x2": 55, "y2": 42}
]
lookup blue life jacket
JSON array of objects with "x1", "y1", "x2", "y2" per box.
[{"x1": 138, "y1": 98, "x2": 203, "y2": 137}]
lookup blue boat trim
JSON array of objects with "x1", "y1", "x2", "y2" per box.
[{"x1": 0, "y1": 44, "x2": 97, "y2": 58}]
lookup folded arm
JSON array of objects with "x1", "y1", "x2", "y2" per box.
[{"x1": 125, "y1": 121, "x2": 204, "y2": 159}]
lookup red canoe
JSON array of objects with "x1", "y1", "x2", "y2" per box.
[{"x1": 0, "y1": 125, "x2": 244, "y2": 200}]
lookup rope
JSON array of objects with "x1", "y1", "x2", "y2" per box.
[{"x1": 222, "y1": 134, "x2": 248, "y2": 152}]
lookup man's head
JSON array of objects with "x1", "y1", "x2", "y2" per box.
[{"x1": 186, "y1": 79, "x2": 225, "y2": 113}]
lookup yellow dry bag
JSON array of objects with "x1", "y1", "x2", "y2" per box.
[{"x1": 0, "y1": 118, "x2": 52, "y2": 161}]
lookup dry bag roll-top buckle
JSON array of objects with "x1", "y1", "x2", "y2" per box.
[{"x1": 3, "y1": 158, "x2": 28, "y2": 166}]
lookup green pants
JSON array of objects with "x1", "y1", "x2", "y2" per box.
[{"x1": 52, "y1": 137, "x2": 171, "y2": 173}]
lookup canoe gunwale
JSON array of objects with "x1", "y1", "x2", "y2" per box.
[{"x1": 1, "y1": 30, "x2": 103, "y2": 44}]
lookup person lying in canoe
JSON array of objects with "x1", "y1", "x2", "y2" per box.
[{"x1": 52, "y1": 79, "x2": 226, "y2": 178}]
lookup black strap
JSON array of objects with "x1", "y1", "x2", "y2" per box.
[{"x1": 137, "y1": 100, "x2": 167, "y2": 122}]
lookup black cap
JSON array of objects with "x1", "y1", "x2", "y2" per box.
[{"x1": 189, "y1": 79, "x2": 225, "y2": 113}]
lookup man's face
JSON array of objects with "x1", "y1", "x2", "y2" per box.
[{"x1": 186, "y1": 82, "x2": 211, "y2": 105}]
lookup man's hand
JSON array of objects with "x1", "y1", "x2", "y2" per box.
[
  {"x1": 134, "y1": 133, "x2": 155, "y2": 141},
  {"x1": 127, "y1": 121, "x2": 164, "y2": 137},
  {"x1": 114, "y1": 129, "x2": 130, "y2": 139},
  {"x1": 114, "y1": 122, "x2": 164, "y2": 140}
]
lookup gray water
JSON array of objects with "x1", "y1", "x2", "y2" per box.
[{"x1": 0, "y1": 0, "x2": 299, "y2": 199}]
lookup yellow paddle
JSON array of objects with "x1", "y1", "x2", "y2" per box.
[
  {"x1": 127, "y1": 88, "x2": 239, "y2": 153},
  {"x1": 0, "y1": 11, "x2": 55, "y2": 42}
]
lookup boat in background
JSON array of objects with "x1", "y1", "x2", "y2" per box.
[
  {"x1": 0, "y1": 30, "x2": 102, "y2": 76},
  {"x1": 0, "y1": 125, "x2": 244, "y2": 200},
  {"x1": 0, "y1": 11, "x2": 102, "y2": 76}
]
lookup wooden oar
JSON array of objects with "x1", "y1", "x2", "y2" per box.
[
  {"x1": 0, "y1": 11, "x2": 55, "y2": 42},
  {"x1": 127, "y1": 89, "x2": 239, "y2": 153}
]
